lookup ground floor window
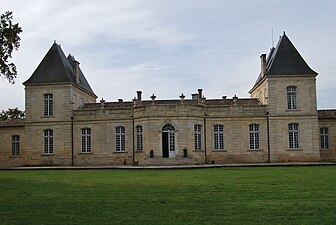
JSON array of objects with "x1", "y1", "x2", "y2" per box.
[
  {"x1": 194, "y1": 124, "x2": 202, "y2": 151},
  {"x1": 81, "y1": 128, "x2": 92, "y2": 153},
  {"x1": 288, "y1": 123, "x2": 299, "y2": 149},
  {"x1": 214, "y1": 124, "x2": 224, "y2": 150},
  {"x1": 44, "y1": 129, "x2": 53, "y2": 154},
  {"x1": 116, "y1": 126, "x2": 126, "y2": 152},
  {"x1": 12, "y1": 135, "x2": 20, "y2": 155},
  {"x1": 320, "y1": 127, "x2": 329, "y2": 149},
  {"x1": 136, "y1": 125, "x2": 143, "y2": 151},
  {"x1": 249, "y1": 124, "x2": 260, "y2": 150}
]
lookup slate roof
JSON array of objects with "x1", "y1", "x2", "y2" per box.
[
  {"x1": 79, "y1": 98, "x2": 262, "y2": 110},
  {"x1": 252, "y1": 32, "x2": 317, "y2": 89},
  {"x1": 0, "y1": 118, "x2": 25, "y2": 127},
  {"x1": 318, "y1": 110, "x2": 336, "y2": 119},
  {"x1": 23, "y1": 43, "x2": 97, "y2": 97}
]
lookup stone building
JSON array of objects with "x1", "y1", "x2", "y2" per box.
[{"x1": 1, "y1": 32, "x2": 335, "y2": 167}]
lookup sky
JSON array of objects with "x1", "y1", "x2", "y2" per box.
[{"x1": 1, "y1": 0, "x2": 336, "y2": 110}]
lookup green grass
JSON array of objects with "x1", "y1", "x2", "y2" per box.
[{"x1": 0, "y1": 166, "x2": 335, "y2": 225}]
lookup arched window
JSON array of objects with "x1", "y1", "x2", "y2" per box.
[
  {"x1": 287, "y1": 86, "x2": 297, "y2": 110},
  {"x1": 116, "y1": 126, "x2": 126, "y2": 152},
  {"x1": 136, "y1": 125, "x2": 143, "y2": 151},
  {"x1": 214, "y1": 124, "x2": 224, "y2": 150},
  {"x1": 249, "y1": 124, "x2": 260, "y2": 150},
  {"x1": 81, "y1": 128, "x2": 91, "y2": 153},
  {"x1": 162, "y1": 124, "x2": 175, "y2": 131},
  {"x1": 320, "y1": 127, "x2": 329, "y2": 149},
  {"x1": 44, "y1": 129, "x2": 53, "y2": 154},
  {"x1": 44, "y1": 93, "x2": 53, "y2": 116},
  {"x1": 288, "y1": 123, "x2": 299, "y2": 149},
  {"x1": 194, "y1": 124, "x2": 202, "y2": 151}
]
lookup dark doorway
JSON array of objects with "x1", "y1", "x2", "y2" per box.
[{"x1": 162, "y1": 132, "x2": 169, "y2": 158}]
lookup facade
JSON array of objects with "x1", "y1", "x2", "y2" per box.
[{"x1": 1, "y1": 32, "x2": 336, "y2": 167}]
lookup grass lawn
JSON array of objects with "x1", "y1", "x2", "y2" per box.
[{"x1": 0, "y1": 166, "x2": 335, "y2": 225}]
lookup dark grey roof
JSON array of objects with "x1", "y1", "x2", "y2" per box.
[
  {"x1": 23, "y1": 43, "x2": 97, "y2": 97},
  {"x1": 0, "y1": 118, "x2": 25, "y2": 127},
  {"x1": 318, "y1": 110, "x2": 336, "y2": 119},
  {"x1": 252, "y1": 32, "x2": 317, "y2": 89}
]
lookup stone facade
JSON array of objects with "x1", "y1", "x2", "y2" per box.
[{"x1": 0, "y1": 33, "x2": 335, "y2": 167}]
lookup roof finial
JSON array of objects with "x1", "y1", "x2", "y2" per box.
[
  {"x1": 54, "y1": 40, "x2": 57, "y2": 44},
  {"x1": 283, "y1": 31, "x2": 286, "y2": 35}
]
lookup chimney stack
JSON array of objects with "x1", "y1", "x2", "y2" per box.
[
  {"x1": 73, "y1": 59, "x2": 80, "y2": 83},
  {"x1": 137, "y1": 91, "x2": 142, "y2": 103},
  {"x1": 198, "y1": 89, "x2": 203, "y2": 99},
  {"x1": 260, "y1": 54, "x2": 266, "y2": 78}
]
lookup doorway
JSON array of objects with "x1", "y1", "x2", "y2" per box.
[{"x1": 162, "y1": 124, "x2": 175, "y2": 158}]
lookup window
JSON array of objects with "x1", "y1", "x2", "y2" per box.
[
  {"x1": 287, "y1": 86, "x2": 297, "y2": 110},
  {"x1": 116, "y1": 126, "x2": 126, "y2": 152},
  {"x1": 44, "y1": 129, "x2": 53, "y2": 154},
  {"x1": 288, "y1": 123, "x2": 299, "y2": 149},
  {"x1": 44, "y1": 93, "x2": 53, "y2": 116},
  {"x1": 214, "y1": 124, "x2": 224, "y2": 150},
  {"x1": 81, "y1": 128, "x2": 91, "y2": 153},
  {"x1": 12, "y1": 135, "x2": 20, "y2": 155},
  {"x1": 320, "y1": 128, "x2": 329, "y2": 149},
  {"x1": 249, "y1": 124, "x2": 260, "y2": 150},
  {"x1": 136, "y1": 125, "x2": 143, "y2": 151},
  {"x1": 194, "y1": 124, "x2": 202, "y2": 151}
]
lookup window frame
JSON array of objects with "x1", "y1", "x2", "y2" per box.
[
  {"x1": 43, "y1": 93, "x2": 54, "y2": 116},
  {"x1": 136, "y1": 125, "x2": 143, "y2": 151},
  {"x1": 81, "y1": 128, "x2": 92, "y2": 153},
  {"x1": 287, "y1": 86, "x2": 297, "y2": 110},
  {"x1": 116, "y1": 126, "x2": 126, "y2": 152},
  {"x1": 249, "y1": 124, "x2": 260, "y2": 150},
  {"x1": 320, "y1": 127, "x2": 329, "y2": 149},
  {"x1": 12, "y1": 135, "x2": 20, "y2": 156},
  {"x1": 213, "y1": 124, "x2": 224, "y2": 151},
  {"x1": 194, "y1": 124, "x2": 202, "y2": 151},
  {"x1": 288, "y1": 123, "x2": 299, "y2": 149},
  {"x1": 43, "y1": 129, "x2": 54, "y2": 154}
]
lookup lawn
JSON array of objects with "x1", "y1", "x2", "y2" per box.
[{"x1": 0, "y1": 166, "x2": 335, "y2": 225}]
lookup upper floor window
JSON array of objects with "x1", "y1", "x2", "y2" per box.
[
  {"x1": 43, "y1": 129, "x2": 53, "y2": 154},
  {"x1": 81, "y1": 128, "x2": 91, "y2": 153},
  {"x1": 116, "y1": 126, "x2": 126, "y2": 152},
  {"x1": 249, "y1": 124, "x2": 260, "y2": 150},
  {"x1": 287, "y1": 86, "x2": 297, "y2": 110},
  {"x1": 320, "y1": 127, "x2": 329, "y2": 149},
  {"x1": 136, "y1": 125, "x2": 143, "y2": 151},
  {"x1": 194, "y1": 124, "x2": 202, "y2": 151},
  {"x1": 44, "y1": 93, "x2": 53, "y2": 116},
  {"x1": 288, "y1": 123, "x2": 299, "y2": 149},
  {"x1": 12, "y1": 135, "x2": 20, "y2": 156},
  {"x1": 214, "y1": 124, "x2": 224, "y2": 151}
]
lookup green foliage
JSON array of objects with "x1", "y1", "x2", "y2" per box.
[
  {"x1": 0, "y1": 11, "x2": 23, "y2": 83},
  {"x1": 0, "y1": 107, "x2": 25, "y2": 120},
  {"x1": 0, "y1": 166, "x2": 335, "y2": 225}
]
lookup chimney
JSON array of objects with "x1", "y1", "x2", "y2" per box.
[
  {"x1": 260, "y1": 54, "x2": 266, "y2": 78},
  {"x1": 137, "y1": 91, "x2": 142, "y2": 103},
  {"x1": 198, "y1": 89, "x2": 203, "y2": 99},
  {"x1": 73, "y1": 59, "x2": 80, "y2": 84}
]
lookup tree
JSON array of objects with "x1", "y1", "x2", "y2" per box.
[
  {"x1": 0, "y1": 11, "x2": 23, "y2": 83},
  {"x1": 0, "y1": 107, "x2": 25, "y2": 120}
]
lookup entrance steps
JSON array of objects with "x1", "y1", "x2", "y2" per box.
[{"x1": 140, "y1": 157, "x2": 204, "y2": 166}]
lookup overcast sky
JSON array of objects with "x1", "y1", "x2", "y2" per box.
[{"x1": 1, "y1": 0, "x2": 336, "y2": 110}]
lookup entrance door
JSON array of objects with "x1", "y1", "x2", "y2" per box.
[
  {"x1": 162, "y1": 124, "x2": 176, "y2": 158},
  {"x1": 162, "y1": 132, "x2": 169, "y2": 158}
]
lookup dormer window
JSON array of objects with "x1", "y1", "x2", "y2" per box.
[
  {"x1": 44, "y1": 93, "x2": 53, "y2": 116},
  {"x1": 287, "y1": 86, "x2": 297, "y2": 110}
]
